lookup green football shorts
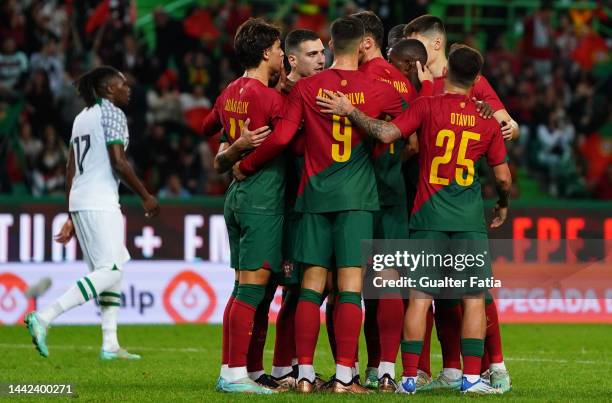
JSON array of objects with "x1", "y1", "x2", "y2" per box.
[
  {"x1": 224, "y1": 205, "x2": 283, "y2": 273},
  {"x1": 280, "y1": 210, "x2": 302, "y2": 285},
  {"x1": 297, "y1": 210, "x2": 373, "y2": 269},
  {"x1": 407, "y1": 230, "x2": 492, "y2": 298},
  {"x1": 374, "y1": 204, "x2": 409, "y2": 239}
]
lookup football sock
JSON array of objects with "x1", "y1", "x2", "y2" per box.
[
  {"x1": 481, "y1": 349, "x2": 491, "y2": 373},
  {"x1": 325, "y1": 295, "x2": 337, "y2": 360},
  {"x1": 247, "y1": 284, "x2": 274, "y2": 373},
  {"x1": 485, "y1": 299, "x2": 505, "y2": 364},
  {"x1": 378, "y1": 296, "x2": 403, "y2": 369},
  {"x1": 335, "y1": 292, "x2": 362, "y2": 368},
  {"x1": 442, "y1": 367, "x2": 462, "y2": 380},
  {"x1": 38, "y1": 268, "x2": 122, "y2": 326},
  {"x1": 336, "y1": 364, "x2": 353, "y2": 384},
  {"x1": 273, "y1": 286, "x2": 298, "y2": 368},
  {"x1": 465, "y1": 374, "x2": 480, "y2": 383},
  {"x1": 248, "y1": 370, "x2": 264, "y2": 381},
  {"x1": 298, "y1": 364, "x2": 315, "y2": 383},
  {"x1": 228, "y1": 284, "x2": 265, "y2": 370},
  {"x1": 418, "y1": 306, "x2": 434, "y2": 376},
  {"x1": 99, "y1": 282, "x2": 122, "y2": 352},
  {"x1": 271, "y1": 366, "x2": 293, "y2": 379},
  {"x1": 295, "y1": 289, "x2": 322, "y2": 366},
  {"x1": 435, "y1": 299, "x2": 463, "y2": 370},
  {"x1": 221, "y1": 281, "x2": 238, "y2": 366},
  {"x1": 363, "y1": 298, "x2": 380, "y2": 369},
  {"x1": 491, "y1": 361, "x2": 507, "y2": 371},
  {"x1": 461, "y1": 338, "x2": 484, "y2": 377},
  {"x1": 378, "y1": 361, "x2": 395, "y2": 379},
  {"x1": 401, "y1": 340, "x2": 423, "y2": 377}
]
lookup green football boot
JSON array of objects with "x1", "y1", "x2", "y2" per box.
[{"x1": 24, "y1": 312, "x2": 48, "y2": 358}]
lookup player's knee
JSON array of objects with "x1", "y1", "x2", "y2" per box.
[{"x1": 337, "y1": 270, "x2": 362, "y2": 293}]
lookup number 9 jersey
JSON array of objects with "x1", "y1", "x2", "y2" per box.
[{"x1": 69, "y1": 98, "x2": 129, "y2": 212}]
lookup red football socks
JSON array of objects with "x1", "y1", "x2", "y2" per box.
[
  {"x1": 335, "y1": 292, "x2": 362, "y2": 367},
  {"x1": 364, "y1": 299, "x2": 380, "y2": 368},
  {"x1": 485, "y1": 299, "x2": 504, "y2": 364},
  {"x1": 378, "y1": 297, "x2": 403, "y2": 365},
  {"x1": 435, "y1": 301, "x2": 463, "y2": 369},
  {"x1": 295, "y1": 289, "x2": 322, "y2": 365}
]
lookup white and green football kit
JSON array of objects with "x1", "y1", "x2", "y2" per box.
[{"x1": 25, "y1": 98, "x2": 139, "y2": 360}]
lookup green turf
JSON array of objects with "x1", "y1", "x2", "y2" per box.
[{"x1": 1, "y1": 323, "x2": 611, "y2": 401}]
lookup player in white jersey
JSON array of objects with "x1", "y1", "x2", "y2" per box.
[{"x1": 25, "y1": 66, "x2": 159, "y2": 360}]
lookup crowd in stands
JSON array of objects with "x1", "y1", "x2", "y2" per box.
[{"x1": 0, "y1": 0, "x2": 609, "y2": 200}]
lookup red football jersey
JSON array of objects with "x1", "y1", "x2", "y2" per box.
[
  {"x1": 203, "y1": 76, "x2": 286, "y2": 215},
  {"x1": 240, "y1": 68, "x2": 404, "y2": 213},
  {"x1": 203, "y1": 76, "x2": 283, "y2": 144},
  {"x1": 392, "y1": 93, "x2": 507, "y2": 232},
  {"x1": 432, "y1": 74, "x2": 505, "y2": 112},
  {"x1": 359, "y1": 57, "x2": 416, "y2": 104}
]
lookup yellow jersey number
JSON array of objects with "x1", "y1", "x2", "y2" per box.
[
  {"x1": 331, "y1": 114, "x2": 352, "y2": 162},
  {"x1": 429, "y1": 129, "x2": 481, "y2": 186},
  {"x1": 228, "y1": 117, "x2": 245, "y2": 139}
]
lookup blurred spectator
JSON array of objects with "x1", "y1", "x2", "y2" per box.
[
  {"x1": 25, "y1": 69, "x2": 55, "y2": 137},
  {"x1": 0, "y1": 37, "x2": 28, "y2": 97},
  {"x1": 555, "y1": 12, "x2": 578, "y2": 64},
  {"x1": 29, "y1": 35, "x2": 64, "y2": 96},
  {"x1": 569, "y1": 74, "x2": 597, "y2": 134},
  {"x1": 157, "y1": 173, "x2": 190, "y2": 199},
  {"x1": 180, "y1": 84, "x2": 211, "y2": 133},
  {"x1": 18, "y1": 122, "x2": 43, "y2": 171},
  {"x1": 55, "y1": 63, "x2": 86, "y2": 141},
  {"x1": 146, "y1": 69, "x2": 183, "y2": 125},
  {"x1": 32, "y1": 124, "x2": 66, "y2": 196},
  {"x1": 521, "y1": 0, "x2": 555, "y2": 81},
  {"x1": 593, "y1": 165, "x2": 612, "y2": 200},
  {"x1": 537, "y1": 109, "x2": 576, "y2": 196},
  {"x1": 0, "y1": 1, "x2": 27, "y2": 49},
  {"x1": 153, "y1": 8, "x2": 185, "y2": 70},
  {"x1": 180, "y1": 51, "x2": 211, "y2": 91}
]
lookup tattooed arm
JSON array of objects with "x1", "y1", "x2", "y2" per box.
[
  {"x1": 346, "y1": 107, "x2": 402, "y2": 144},
  {"x1": 316, "y1": 89, "x2": 401, "y2": 144}
]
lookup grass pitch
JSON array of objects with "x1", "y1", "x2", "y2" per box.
[{"x1": 1, "y1": 323, "x2": 611, "y2": 402}]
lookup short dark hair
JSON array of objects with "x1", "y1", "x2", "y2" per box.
[
  {"x1": 447, "y1": 44, "x2": 483, "y2": 88},
  {"x1": 404, "y1": 15, "x2": 446, "y2": 38},
  {"x1": 351, "y1": 11, "x2": 384, "y2": 49},
  {"x1": 330, "y1": 16, "x2": 364, "y2": 54},
  {"x1": 387, "y1": 24, "x2": 406, "y2": 50},
  {"x1": 74, "y1": 65, "x2": 121, "y2": 107},
  {"x1": 390, "y1": 39, "x2": 427, "y2": 66},
  {"x1": 285, "y1": 29, "x2": 320, "y2": 55},
  {"x1": 234, "y1": 18, "x2": 281, "y2": 69}
]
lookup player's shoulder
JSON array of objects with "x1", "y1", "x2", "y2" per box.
[
  {"x1": 473, "y1": 74, "x2": 493, "y2": 90},
  {"x1": 100, "y1": 98, "x2": 126, "y2": 123}
]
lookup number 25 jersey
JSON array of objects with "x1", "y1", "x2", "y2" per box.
[
  {"x1": 392, "y1": 93, "x2": 507, "y2": 232},
  {"x1": 69, "y1": 98, "x2": 129, "y2": 212}
]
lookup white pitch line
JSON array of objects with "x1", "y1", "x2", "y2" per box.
[{"x1": 1, "y1": 343, "x2": 610, "y2": 366}]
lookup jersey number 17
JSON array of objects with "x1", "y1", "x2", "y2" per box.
[{"x1": 74, "y1": 134, "x2": 91, "y2": 174}]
